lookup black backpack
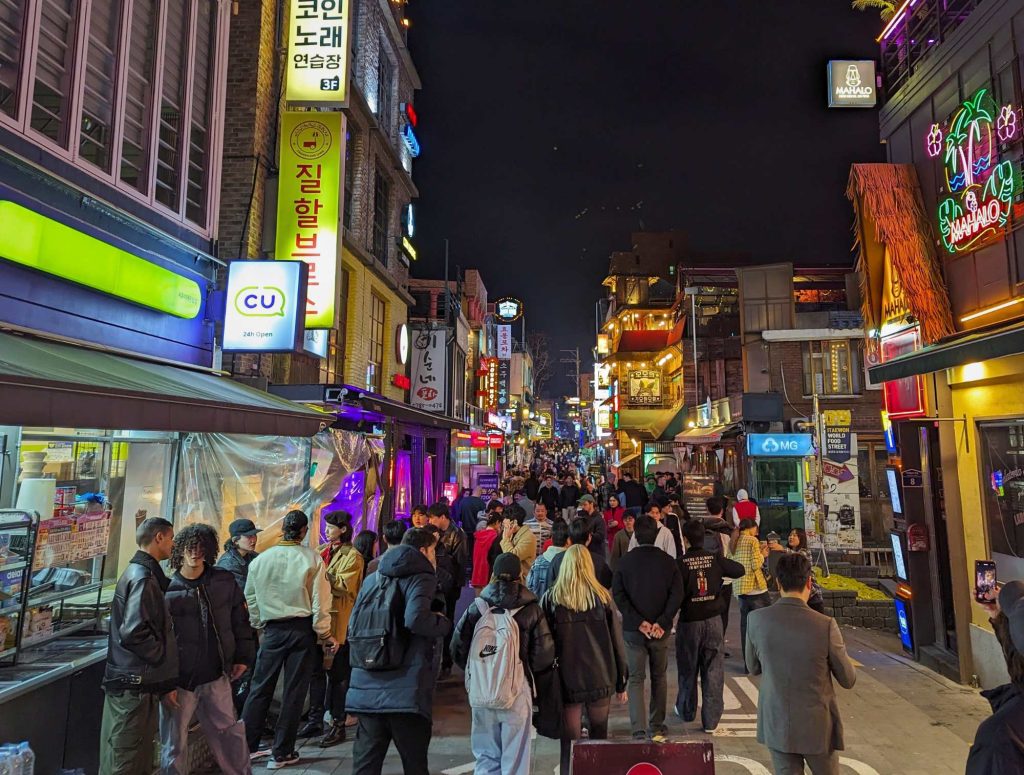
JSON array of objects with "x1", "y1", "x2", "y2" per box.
[{"x1": 348, "y1": 574, "x2": 408, "y2": 671}]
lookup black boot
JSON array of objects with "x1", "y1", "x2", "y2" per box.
[
  {"x1": 318, "y1": 723, "x2": 345, "y2": 748},
  {"x1": 297, "y1": 716, "x2": 324, "y2": 738}
]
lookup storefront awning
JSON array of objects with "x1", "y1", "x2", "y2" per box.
[
  {"x1": 617, "y1": 405, "x2": 684, "y2": 440},
  {"x1": 673, "y1": 422, "x2": 740, "y2": 446},
  {"x1": 868, "y1": 321, "x2": 1024, "y2": 382},
  {"x1": 0, "y1": 332, "x2": 331, "y2": 436},
  {"x1": 269, "y1": 383, "x2": 470, "y2": 431}
]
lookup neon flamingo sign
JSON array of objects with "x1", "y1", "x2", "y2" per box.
[{"x1": 934, "y1": 89, "x2": 1017, "y2": 254}]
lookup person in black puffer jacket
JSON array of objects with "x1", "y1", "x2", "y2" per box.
[
  {"x1": 347, "y1": 528, "x2": 452, "y2": 775},
  {"x1": 541, "y1": 545, "x2": 628, "y2": 774},
  {"x1": 160, "y1": 523, "x2": 255, "y2": 775},
  {"x1": 451, "y1": 553, "x2": 555, "y2": 775}
]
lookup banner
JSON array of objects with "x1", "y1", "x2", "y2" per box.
[
  {"x1": 497, "y1": 359, "x2": 511, "y2": 410},
  {"x1": 627, "y1": 369, "x2": 662, "y2": 405},
  {"x1": 823, "y1": 408, "x2": 853, "y2": 463},
  {"x1": 285, "y1": 0, "x2": 352, "y2": 106},
  {"x1": 276, "y1": 111, "x2": 344, "y2": 329},
  {"x1": 410, "y1": 328, "x2": 447, "y2": 412},
  {"x1": 497, "y1": 325, "x2": 513, "y2": 359}
]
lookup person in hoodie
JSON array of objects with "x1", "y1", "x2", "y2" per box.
[
  {"x1": 451, "y1": 553, "x2": 555, "y2": 775},
  {"x1": 966, "y1": 580, "x2": 1024, "y2": 775},
  {"x1": 676, "y1": 519, "x2": 745, "y2": 733},
  {"x1": 160, "y1": 523, "x2": 255, "y2": 775},
  {"x1": 527, "y1": 519, "x2": 570, "y2": 600},
  {"x1": 627, "y1": 501, "x2": 677, "y2": 558},
  {"x1": 347, "y1": 527, "x2": 452, "y2": 775},
  {"x1": 472, "y1": 512, "x2": 502, "y2": 594}
]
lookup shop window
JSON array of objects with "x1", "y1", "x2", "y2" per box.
[
  {"x1": 120, "y1": 0, "x2": 159, "y2": 192},
  {"x1": 802, "y1": 340, "x2": 862, "y2": 396},
  {"x1": 372, "y1": 165, "x2": 390, "y2": 264},
  {"x1": 184, "y1": 0, "x2": 216, "y2": 226},
  {"x1": 369, "y1": 292, "x2": 386, "y2": 392},
  {"x1": 376, "y1": 38, "x2": 393, "y2": 134},
  {"x1": 154, "y1": 0, "x2": 189, "y2": 211},
  {"x1": 0, "y1": 0, "x2": 26, "y2": 120},
  {"x1": 980, "y1": 421, "x2": 1024, "y2": 576},
  {"x1": 79, "y1": 0, "x2": 122, "y2": 172},
  {"x1": 31, "y1": 0, "x2": 78, "y2": 147}
]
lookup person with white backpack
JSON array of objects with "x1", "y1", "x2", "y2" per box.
[{"x1": 450, "y1": 553, "x2": 555, "y2": 775}]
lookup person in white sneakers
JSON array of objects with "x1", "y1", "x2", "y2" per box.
[{"x1": 450, "y1": 553, "x2": 554, "y2": 774}]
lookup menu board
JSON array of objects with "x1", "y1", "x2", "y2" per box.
[{"x1": 33, "y1": 511, "x2": 111, "y2": 570}]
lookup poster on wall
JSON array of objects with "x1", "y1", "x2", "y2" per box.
[
  {"x1": 411, "y1": 328, "x2": 447, "y2": 412},
  {"x1": 627, "y1": 369, "x2": 662, "y2": 405},
  {"x1": 823, "y1": 409, "x2": 852, "y2": 463},
  {"x1": 806, "y1": 434, "x2": 863, "y2": 551}
]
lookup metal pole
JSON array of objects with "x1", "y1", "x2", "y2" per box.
[
  {"x1": 691, "y1": 290, "x2": 699, "y2": 408},
  {"x1": 812, "y1": 384, "x2": 830, "y2": 577}
]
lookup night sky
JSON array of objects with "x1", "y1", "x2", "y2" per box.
[{"x1": 408, "y1": 1, "x2": 885, "y2": 397}]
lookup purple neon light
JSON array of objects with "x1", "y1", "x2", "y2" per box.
[{"x1": 881, "y1": 10, "x2": 907, "y2": 41}]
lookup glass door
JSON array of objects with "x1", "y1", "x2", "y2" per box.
[{"x1": 751, "y1": 458, "x2": 805, "y2": 537}]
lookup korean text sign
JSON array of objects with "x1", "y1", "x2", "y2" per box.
[
  {"x1": 276, "y1": 111, "x2": 344, "y2": 329},
  {"x1": 286, "y1": 0, "x2": 352, "y2": 105},
  {"x1": 411, "y1": 328, "x2": 447, "y2": 412},
  {"x1": 222, "y1": 260, "x2": 307, "y2": 353},
  {"x1": 497, "y1": 325, "x2": 513, "y2": 359}
]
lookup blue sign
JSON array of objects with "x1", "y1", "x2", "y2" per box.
[
  {"x1": 747, "y1": 433, "x2": 814, "y2": 457},
  {"x1": 401, "y1": 123, "x2": 421, "y2": 157},
  {"x1": 222, "y1": 260, "x2": 307, "y2": 353},
  {"x1": 894, "y1": 598, "x2": 913, "y2": 651}
]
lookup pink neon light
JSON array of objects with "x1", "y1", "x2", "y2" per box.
[
  {"x1": 997, "y1": 105, "x2": 1018, "y2": 143},
  {"x1": 926, "y1": 124, "x2": 942, "y2": 158}
]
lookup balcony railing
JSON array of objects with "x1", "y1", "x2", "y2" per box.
[{"x1": 879, "y1": 0, "x2": 986, "y2": 97}]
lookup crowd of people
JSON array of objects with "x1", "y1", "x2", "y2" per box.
[{"x1": 96, "y1": 442, "x2": 1022, "y2": 775}]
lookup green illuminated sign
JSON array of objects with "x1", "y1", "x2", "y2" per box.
[{"x1": 0, "y1": 200, "x2": 202, "y2": 319}]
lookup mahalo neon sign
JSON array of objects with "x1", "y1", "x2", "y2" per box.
[{"x1": 934, "y1": 89, "x2": 1018, "y2": 254}]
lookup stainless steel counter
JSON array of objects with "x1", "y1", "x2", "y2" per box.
[{"x1": 0, "y1": 634, "x2": 106, "y2": 704}]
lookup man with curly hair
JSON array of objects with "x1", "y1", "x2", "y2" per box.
[{"x1": 159, "y1": 522, "x2": 255, "y2": 775}]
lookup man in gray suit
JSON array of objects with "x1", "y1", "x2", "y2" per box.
[{"x1": 745, "y1": 553, "x2": 857, "y2": 775}]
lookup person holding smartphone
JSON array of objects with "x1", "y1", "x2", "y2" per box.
[{"x1": 499, "y1": 504, "x2": 537, "y2": 583}]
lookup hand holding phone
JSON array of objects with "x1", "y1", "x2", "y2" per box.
[{"x1": 975, "y1": 559, "x2": 998, "y2": 604}]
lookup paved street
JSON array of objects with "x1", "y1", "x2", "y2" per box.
[{"x1": 282, "y1": 605, "x2": 989, "y2": 774}]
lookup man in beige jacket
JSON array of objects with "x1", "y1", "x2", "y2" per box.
[
  {"x1": 745, "y1": 552, "x2": 856, "y2": 775},
  {"x1": 499, "y1": 503, "x2": 537, "y2": 582},
  {"x1": 242, "y1": 510, "x2": 335, "y2": 769}
]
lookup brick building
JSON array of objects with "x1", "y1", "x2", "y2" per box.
[{"x1": 220, "y1": 0, "x2": 418, "y2": 402}]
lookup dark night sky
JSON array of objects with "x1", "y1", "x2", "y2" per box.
[{"x1": 407, "y1": 1, "x2": 886, "y2": 397}]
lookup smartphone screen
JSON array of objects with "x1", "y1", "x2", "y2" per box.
[{"x1": 975, "y1": 560, "x2": 997, "y2": 604}]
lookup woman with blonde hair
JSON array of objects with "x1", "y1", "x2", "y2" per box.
[{"x1": 541, "y1": 545, "x2": 628, "y2": 773}]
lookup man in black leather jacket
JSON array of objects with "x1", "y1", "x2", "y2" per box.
[{"x1": 99, "y1": 517, "x2": 177, "y2": 775}]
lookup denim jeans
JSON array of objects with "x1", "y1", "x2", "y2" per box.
[
  {"x1": 739, "y1": 592, "x2": 771, "y2": 671},
  {"x1": 159, "y1": 675, "x2": 250, "y2": 775},
  {"x1": 470, "y1": 689, "x2": 532, "y2": 775}
]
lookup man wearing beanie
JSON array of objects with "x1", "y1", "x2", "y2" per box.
[{"x1": 451, "y1": 553, "x2": 554, "y2": 775}]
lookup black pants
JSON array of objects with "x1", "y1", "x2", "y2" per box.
[
  {"x1": 307, "y1": 642, "x2": 352, "y2": 722},
  {"x1": 242, "y1": 617, "x2": 317, "y2": 758},
  {"x1": 351, "y1": 712, "x2": 432, "y2": 775},
  {"x1": 720, "y1": 584, "x2": 733, "y2": 635},
  {"x1": 441, "y1": 594, "x2": 459, "y2": 669}
]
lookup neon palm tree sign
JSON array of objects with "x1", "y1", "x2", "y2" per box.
[{"x1": 935, "y1": 89, "x2": 1017, "y2": 254}]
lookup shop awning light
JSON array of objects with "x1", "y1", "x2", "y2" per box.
[{"x1": 960, "y1": 297, "x2": 1024, "y2": 323}]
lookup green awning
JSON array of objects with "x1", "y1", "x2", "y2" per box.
[
  {"x1": 868, "y1": 322, "x2": 1024, "y2": 382},
  {"x1": 0, "y1": 332, "x2": 330, "y2": 436}
]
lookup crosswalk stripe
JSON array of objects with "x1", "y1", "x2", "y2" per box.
[
  {"x1": 733, "y1": 676, "x2": 760, "y2": 707},
  {"x1": 721, "y1": 713, "x2": 757, "y2": 720}
]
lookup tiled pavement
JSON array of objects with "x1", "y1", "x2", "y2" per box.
[{"x1": 264, "y1": 604, "x2": 989, "y2": 774}]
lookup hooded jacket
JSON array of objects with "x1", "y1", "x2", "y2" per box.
[
  {"x1": 346, "y1": 544, "x2": 452, "y2": 719},
  {"x1": 103, "y1": 551, "x2": 178, "y2": 693},
  {"x1": 471, "y1": 528, "x2": 500, "y2": 587},
  {"x1": 450, "y1": 580, "x2": 555, "y2": 687},
  {"x1": 541, "y1": 592, "x2": 628, "y2": 703},
  {"x1": 165, "y1": 565, "x2": 256, "y2": 690},
  {"x1": 966, "y1": 683, "x2": 1024, "y2": 775}
]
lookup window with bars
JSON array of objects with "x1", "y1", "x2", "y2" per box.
[
  {"x1": 0, "y1": 0, "x2": 224, "y2": 232},
  {"x1": 376, "y1": 38, "x2": 393, "y2": 134},
  {"x1": 372, "y1": 165, "x2": 390, "y2": 264},
  {"x1": 369, "y1": 292, "x2": 386, "y2": 393},
  {"x1": 0, "y1": 0, "x2": 26, "y2": 119},
  {"x1": 802, "y1": 340, "x2": 862, "y2": 396}
]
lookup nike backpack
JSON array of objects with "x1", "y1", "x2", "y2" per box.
[{"x1": 465, "y1": 598, "x2": 525, "y2": 710}]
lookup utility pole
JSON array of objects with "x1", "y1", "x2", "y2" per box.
[{"x1": 560, "y1": 348, "x2": 581, "y2": 398}]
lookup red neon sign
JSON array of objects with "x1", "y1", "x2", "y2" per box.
[
  {"x1": 881, "y1": 328, "x2": 926, "y2": 420},
  {"x1": 404, "y1": 102, "x2": 418, "y2": 127},
  {"x1": 391, "y1": 373, "x2": 411, "y2": 390}
]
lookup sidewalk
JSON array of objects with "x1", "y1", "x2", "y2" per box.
[{"x1": 280, "y1": 605, "x2": 989, "y2": 774}]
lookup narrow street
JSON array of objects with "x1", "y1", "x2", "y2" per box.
[{"x1": 287, "y1": 608, "x2": 989, "y2": 774}]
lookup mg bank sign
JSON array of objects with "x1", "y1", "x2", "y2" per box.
[
  {"x1": 222, "y1": 260, "x2": 307, "y2": 353},
  {"x1": 747, "y1": 433, "x2": 814, "y2": 457},
  {"x1": 827, "y1": 61, "x2": 876, "y2": 108}
]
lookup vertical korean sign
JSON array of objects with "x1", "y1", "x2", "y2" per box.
[
  {"x1": 411, "y1": 329, "x2": 447, "y2": 412},
  {"x1": 496, "y1": 325, "x2": 513, "y2": 360},
  {"x1": 286, "y1": 0, "x2": 352, "y2": 106},
  {"x1": 276, "y1": 111, "x2": 344, "y2": 329}
]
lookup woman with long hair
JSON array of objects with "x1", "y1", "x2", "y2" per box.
[
  {"x1": 353, "y1": 529, "x2": 378, "y2": 567},
  {"x1": 729, "y1": 518, "x2": 770, "y2": 672},
  {"x1": 541, "y1": 545, "x2": 628, "y2": 772},
  {"x1": 785, "y1": 528, "x2": 826, "y2": 614},
  {"x1": 603, "y1": 494, "x2": 625, "y2": 547}
]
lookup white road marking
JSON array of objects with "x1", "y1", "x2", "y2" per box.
[
  {"x1": 441, "y1": 764, "x2": 475, "y2": 775},
  {"x1": 734, "y1": 676, "x2": 760, "y2": 707},
  {"x1": 839, "y1": 757, "x2": 882, "y2": 775},
  {"x1": 715, "y1": 753, "x2": 772, "y2": 774},
  {"x1": 721, "y1": 713, "x2": 757, "y2": 720}
]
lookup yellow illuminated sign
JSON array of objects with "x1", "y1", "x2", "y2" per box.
[
  {"x1": 285, "y1": 0, "x2": 352, "y2": 106},
  {"x1": 276, "y1": 111, "x2": 344, "y2": 329}
]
